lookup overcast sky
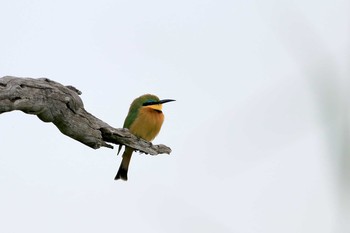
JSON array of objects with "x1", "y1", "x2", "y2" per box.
[{"x1": 0, "y1": 0, "x2": 349, "y2": 232}]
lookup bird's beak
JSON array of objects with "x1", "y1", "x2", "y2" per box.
[{"x1": 158, "y1": 99, "x2": 176, "y2": 104}]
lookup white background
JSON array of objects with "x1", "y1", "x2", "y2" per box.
[{"x1": 0, "y1": 0, "x2": 349, "y2": 232}]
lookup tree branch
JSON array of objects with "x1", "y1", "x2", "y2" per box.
[{"x1": 0, "y1": 76, "x2": 172, "y2": 155}]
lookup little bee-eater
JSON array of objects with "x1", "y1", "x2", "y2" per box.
[{"x1": 115, "y1": 94, "x2": 175, "y2": 181}]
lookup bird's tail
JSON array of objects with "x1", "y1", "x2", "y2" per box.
[{"x1": 115, "y1": 147, "x2": 133, "y2": 181}]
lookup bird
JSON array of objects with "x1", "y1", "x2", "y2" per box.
[{"x1": 115, "y1": 94, "x2": 175, "y2": 181}]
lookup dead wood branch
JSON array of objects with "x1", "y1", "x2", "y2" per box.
[{"x1": 0, "y1": 76, "x2": 171, "y2": 155}]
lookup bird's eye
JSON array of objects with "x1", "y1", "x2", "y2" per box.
[{"x1": 142, "y1": 100, "x2": 156, "y2": 106}]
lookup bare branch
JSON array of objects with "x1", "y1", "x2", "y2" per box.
[{"x1": 0, "y1": 76, "x2": 172, "y2": 155}]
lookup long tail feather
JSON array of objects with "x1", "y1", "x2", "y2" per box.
[{"x1": 115, "y1": 147, "x2": 133, "y2": 181}]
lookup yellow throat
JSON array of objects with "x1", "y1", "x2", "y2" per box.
[{"x1": 146, "y1": 104, "x2": 162, "y2": 111}]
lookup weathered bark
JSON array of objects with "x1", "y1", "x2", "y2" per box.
[{"x1": 0, "y1": 76, "x2": 171, "y2": 155}]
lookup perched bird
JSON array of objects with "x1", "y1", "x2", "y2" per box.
[{"x1": 115, "y1": 94, "x2": 175, "y2": 181}]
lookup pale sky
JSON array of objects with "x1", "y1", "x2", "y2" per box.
[{"x1": 0, "y1": 0, "x2": 349, "y2": 232}]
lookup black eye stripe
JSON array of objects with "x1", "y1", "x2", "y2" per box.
[{"x1": 142, "y1": 101, "x2": 159, "y2": 106}]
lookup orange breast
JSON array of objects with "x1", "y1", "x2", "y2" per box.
[{"x1": 129, "y1": 107, "x2": 164, "y2": 141}]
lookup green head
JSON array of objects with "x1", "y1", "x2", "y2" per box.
[{"x1": 123, "y1": 94, "x2": 175, "y2": 128}]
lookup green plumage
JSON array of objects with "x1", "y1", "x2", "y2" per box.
[
  {"x1": 123, "y1": 94, "x2": 160, "y2": 129},
  {"x1": 115, "y1": 94, "x2": 174, "y2": 181},
  {"x1": 117, "y1": 94, "x2": 160, "y2": 155}
]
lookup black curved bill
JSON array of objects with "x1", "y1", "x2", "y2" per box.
[{"x1": 159, "y1": 99, "x2": 176, "y2": 104}]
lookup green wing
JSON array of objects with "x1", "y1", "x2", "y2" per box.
[{"x1": 117, "y1": 104, "x2": 139, "y2": 154}]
